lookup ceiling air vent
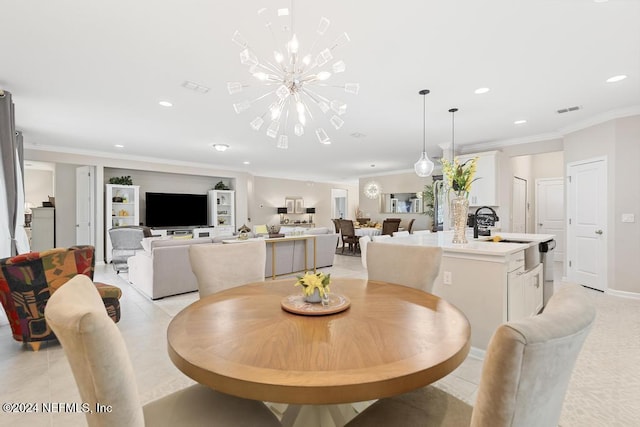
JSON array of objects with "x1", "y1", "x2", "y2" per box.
[{"x1": 557, "y1": 105, "x2": 582, "y2": 114}]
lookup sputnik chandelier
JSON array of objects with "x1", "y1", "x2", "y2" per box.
[{"x1": 227, "y1": 2, "x2": 359, "y2": 148}]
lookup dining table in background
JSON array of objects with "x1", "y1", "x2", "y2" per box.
[
  {"x1": 354, "y1": 227, "x2": 382, "y2": 237},
  {"x1": 167, "y1": 278, "x2": 471, "y2": 427}
]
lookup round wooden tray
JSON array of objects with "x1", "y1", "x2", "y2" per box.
[{"x1": 281, "y1": 293, "x2": 351, "y2": 316}]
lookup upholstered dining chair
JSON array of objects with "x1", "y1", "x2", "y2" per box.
[
  {"x1": 359, "y1": 236, "x2": 371, "y2": 269},
  {"x1": 371, "y1": 235, "x2": 391, "y2": 242},
  {"x1": 44, "y1": 274, "x2": 281, "y2": 427},
  {"x1": 392, "y1": 231, "x2": 410, "y2": 237},
  {"x1": 338, "y1": 219, "x2": 359, "y2": 254},
  {"x1": 0, "y1": 246, "x2": 121, "y2": 351},
  {"x1": 189, "y1": 240, "x2": 266, "y2": 298},
  {"x1": 366, "y1": 242, "x2": 442, "y2": 293},
  {"x1": 381, "y1": 219, "x2": 401, "y2": 236},
  {"x1": 346, "y1": 284, "x2": 596, "y2": 427},
  {"x1": 412, "y1": 229, "x2": 432, "y2": 235}
]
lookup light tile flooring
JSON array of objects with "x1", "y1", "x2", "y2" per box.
[{"x1": 0, "y1": 256, "x2": 638, "y2": 426}]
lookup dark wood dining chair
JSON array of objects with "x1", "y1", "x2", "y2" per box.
[
  {"x1": 381, "y1": 219, "x2": 401, "y2": 236},
  {"x1": 332, "y1": 219, "x2": 342, "y2": 248},
  {"x1": 338, "y1": 219, "x2": 359, "y2": 254}
]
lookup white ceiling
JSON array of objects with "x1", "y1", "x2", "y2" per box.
[{"x1": 2, "y1": 0, "x2": 639, "y2": 183}]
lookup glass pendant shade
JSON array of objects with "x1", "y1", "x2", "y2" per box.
[
  {"x1": 414, "y1": 152, "x2": 435, "y2": 177},
  {"x1": 414, "y1": 89, "x2": 434, "y2": 177}
]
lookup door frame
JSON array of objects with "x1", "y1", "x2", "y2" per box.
[
  {"x1": 566, "y1": 156, "x2": 608, "y2": 291},
  {"x1": 511, "y1": 176, "x2": 527, "y2": 233}
]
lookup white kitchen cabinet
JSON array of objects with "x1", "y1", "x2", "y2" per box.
[
  {"x1": 457, "y1": 151, "x2": 500, "y2": 206},
  {"x1": 525, "y1": 263, "x2": 544, "y2": 316},
  {"x1": 208, "y1": 190, "x2": 235, "y2": 234},
  {"x1": 105, "y1": 184, "x2": 140, "y2": 262},
  {"x1": 508, "y1": 262, "x2": 544, "y2": 321}
]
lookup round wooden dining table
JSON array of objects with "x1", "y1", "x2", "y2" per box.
[{"x1": 167, "y1": 278, "x2": 470, "y2": 407}]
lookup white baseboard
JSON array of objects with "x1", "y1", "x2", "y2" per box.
[
  {"x1": 606, "y1": 288, "x2": 640, "y2": 300},
  {"x1": 468, "y1": 346, "x2": 486, "y2": 360}
]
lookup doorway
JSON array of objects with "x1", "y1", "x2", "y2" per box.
[
  {"x1": 536, "y1": 178, "x2": 565, "y2": 261},
  {"x1": 331, "y1": 189, "x2": 347, "y2": 219},
  {"x1": 566, "y1": 157, "x2": 607, "y2": 291}
]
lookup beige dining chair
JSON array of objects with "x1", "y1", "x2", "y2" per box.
[
  {"x1": 371, "y1": 235, "x2": 391, "y2": 242},
  {"x1": 346, "y1": 284, "x2": 596, "y2": 427},
  {"x1": 392, "y1": 231, "x2": 409, "y2": 237},
  {"x1": 44, "y1": 275, "x2": 281, "y2": 427},
  {"x1": 189, "y1": 240, "x2": 266, "y2": 298},
  {"x1": 366, "y1": 242, "x2": 442, "y2": 293},
  {"x1": 359, "y1": 235, "x2": 371, "y2": 269}
]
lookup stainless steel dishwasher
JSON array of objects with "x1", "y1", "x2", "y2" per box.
[{"x1": 539, "y1": 239, "x2": 556, "y2": 306}]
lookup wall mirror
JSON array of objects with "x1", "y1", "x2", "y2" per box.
[{"x1": 380, "y1": 193, "x2": 423, "y2": 214}]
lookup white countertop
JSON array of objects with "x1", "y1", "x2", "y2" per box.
[{"x1": 378, "y1": 231, "x2": 555, "y2": 257}]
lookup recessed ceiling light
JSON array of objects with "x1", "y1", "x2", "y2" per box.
[
  {"x1": 474, "y1": 87, "x2": 490, "y2": 94},
  {"x1": 243, "y1": 161, "x2": 250, "y2": 165},
  {"x1": 514, "y1": 120, "x2": 527, "y2": 125},
  {"x1": 212, "y1": 143, "x2": 230, "y2": 152},
  {"x1": 606, "y1": 75, "x2": 627, "y2": 83},
  {"x1": 593, "y1": 0, "x2": 609, "y2": 3},
  {"x1": 158, "y1": 101, "x2": 173, "y2": 107},
  {"x1": 114, "y1": 144, "x2": 124, "y2": 148}
]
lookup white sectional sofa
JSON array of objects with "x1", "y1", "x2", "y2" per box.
[{"x1": 127, "y1": 227, "x2": 338, "y2": 300}]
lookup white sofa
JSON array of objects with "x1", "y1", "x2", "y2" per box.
[
  {"x1": 127, "y1": 227, "x2": 338, "y2": 300},
  {"x1": 127, "y1": 236, "x2": 223, "y2": 300}
]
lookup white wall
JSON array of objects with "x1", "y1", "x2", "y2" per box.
[
  {"x1": 24, "y1": 169, "x2": 54, "y2": 208},
  {"x1": 564, "y1": 115, "x2": 640, "y2": 294},
  {"x1": 358, "y1": 170, "x2": 439, "y2": 232},
  {"x1": 251, "y1": 176, "x2": 357, "y2": 230}
]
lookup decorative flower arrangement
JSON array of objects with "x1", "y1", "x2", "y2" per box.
[
  {"x1": 440, "y1": 157, "x2": 479, "y2": 198},
  {"x1": 295, "y1": 272, "x2": 331, "y2": 298}
]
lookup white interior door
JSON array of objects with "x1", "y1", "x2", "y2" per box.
[
  {"x1": 75, "y1": 166, "x2": 95, "y2": 245},
  {"x1": 567, "y1": 159, "x2": 607, "y2": 291},
  {"x1": 512, "y1": 177, "x2": 527, "y2": 233},
  {"x1": 536, "y1": 178, "x2": 565, "y2": 260}
]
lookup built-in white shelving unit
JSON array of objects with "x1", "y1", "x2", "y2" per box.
[{"x1": 105, "y1": 184, "x2": 140, "y2": 262}]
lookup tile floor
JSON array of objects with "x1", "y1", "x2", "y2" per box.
[{"x1": 0, "y1": 255, "x2": 638, "y2": 426}]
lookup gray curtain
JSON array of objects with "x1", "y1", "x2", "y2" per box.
[{"x1": 0, "y1": 90, "x2": 25, "y2": 257}]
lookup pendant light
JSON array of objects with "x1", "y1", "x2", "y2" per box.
[
  {"x1": 414, "y1": 89, "x2": 434, "y2": 177},
  {"x1": 449, "y1": 107, "x2": 458, "y2": 159}
]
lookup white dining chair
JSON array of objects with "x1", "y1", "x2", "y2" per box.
[
  {"x1": 412, "y1": 230, "x2": 432, "y2": 235},
  {"x1": 371, "y1": 235, "x2": 392, "y2": 242},
  {"x1": 346, "y1": 284, "x2": 596, "y2": 427},
  {"x1": 189, "y1": 240, "x2": 266, "y2": 298},
  {"x1": 359, "y1": 235, "x2": 371, "y2": 269},
  {"x1": 44, "y1": 275, "x2": 281, "y2": 427},
  {"x1": 366, "y1": 243, "x2": 442, "y2": 293},
  {"x1": 392, "y1": 231, "x2": 409, "y2": 237}
]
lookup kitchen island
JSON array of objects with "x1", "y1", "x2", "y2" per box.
[{"x1": 379, "y1": 232, "x2": 554, "y2": 354}]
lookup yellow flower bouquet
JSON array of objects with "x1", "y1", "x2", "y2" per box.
[
  {"x1": 295, "y1": 272, "x2": 331, "y2": 299},
  {"x1": 440, "y1": 157, "x2": 479, "y2": 198}
]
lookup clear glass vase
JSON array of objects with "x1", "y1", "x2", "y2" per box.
[{"x1": 451, "y1": 195, "x2": 469, "y2": 244}]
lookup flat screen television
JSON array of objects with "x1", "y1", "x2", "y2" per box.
[{"x1": 145, "y1": 192, "x2": 208, "y2": 228}]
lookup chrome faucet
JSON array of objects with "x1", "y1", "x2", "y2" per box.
[{"x1": 474, "y1": 206, "x2": 499, "y2": 238}]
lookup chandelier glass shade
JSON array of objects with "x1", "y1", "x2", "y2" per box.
[
  {"x1": 414, "y1": 89, "x2": 435, "y2": 177},
  {"x1": 227, "y1": 4, "x2": 359, "y2": 148},
  {"x1": 363, "y1": 181, "x2": 381, "y2": 199}
]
